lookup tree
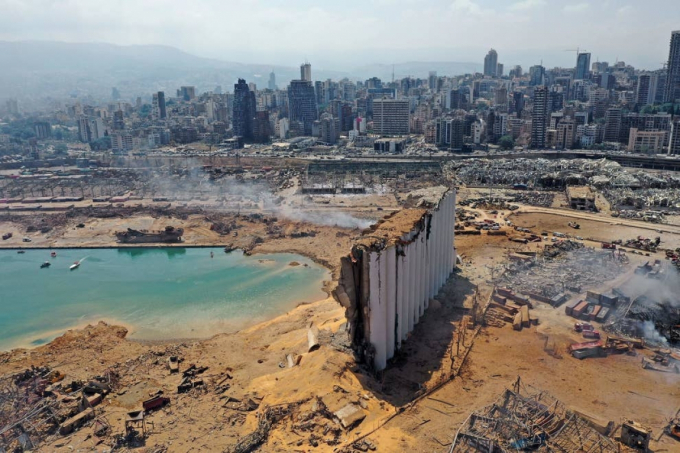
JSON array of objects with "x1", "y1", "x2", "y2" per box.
[{"x1": 498, "y1": 135, "x2": 514, "y2": 150}]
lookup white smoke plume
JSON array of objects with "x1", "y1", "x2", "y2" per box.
[{"x1": 130, "y1": 159, "x2": 376, "y2": 230}]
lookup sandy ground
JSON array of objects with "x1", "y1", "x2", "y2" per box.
[
  {"x1": 2, "y1": 201, "x2": 680, "y2": 452},
  {"x1": 511, "y1": 210, "x2": 680, "y2": 251}
]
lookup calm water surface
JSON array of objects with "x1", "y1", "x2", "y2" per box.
[{"x1": 0, "y1": 248, "x2": 329, "y2": 350}]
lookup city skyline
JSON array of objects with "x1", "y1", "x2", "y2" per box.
[{"x1": 0, "y1": 0, "x2": 678, "y2": 71}]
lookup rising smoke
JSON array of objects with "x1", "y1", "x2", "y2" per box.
[
  {"x1": 134, "y1": 159, "x2": 375, "y2": 230},
  {"x1": 615, "y1": 263, "x2": 680, "y2": 346}
]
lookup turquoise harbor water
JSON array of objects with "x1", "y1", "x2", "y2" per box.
[{"x1": 0, "y1": 248, "x2": 330, "y2": 351}]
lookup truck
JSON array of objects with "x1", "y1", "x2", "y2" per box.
[
  {"x1": 574, "y1": 322, "x2": 594, "y2": 333},
  {"x1": 582, "y1": 330, "x2": 601, "y2": 339}
]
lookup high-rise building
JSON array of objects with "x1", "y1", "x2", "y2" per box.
[
  {"x1": 6, "y1": 99, "x2": 18, "y2": 116},
  {"x1": 575, "y1": 52, "x2": 591, "y2": 80},
  {"x1": 113, "y1": 110, "x2": 125, "y2": 130},
  {"x1": 604, "y1": 108, "x2": 622, "y2": 142},
  {"x1": 484, "y1": 49, "x2": 498, "y2": 77},
  {"x1": 111, "y1": 87, "x2": 121, "y2": 100},
  {"x1": 592, "y1": 61, "x2": 609, "y2": 73},
  {"x1": 428, "y1": 71, "x2": 438, "y2": 91},
  {"x1": 268, "y1": 70, "x2": 277, "y2": 90},
  {"x1": 320, "y1": 113, "x2": 339, "y2": 145},
  {"x1": 33, "y1": 122, "x2": 51, "y2": 140},
  {"x1": 512, "y1": 91, "x2": 525, "y2": 117},
  {"x1": 669, "y1": 119, "x2": 680, "y2": 154},
  {"x1": 434, "y1": 117, "x2": 465, "y2": 151},
  {"x1": 152, "y1": 91, "x2": 166, "y2": 120},
  {"x1": 496, "y1": 63, "x2": 504, "y2": 77},
  {"x1": 77, "y1": 116, "x2": 105, "y2": 143},
  {"x1": 288, "y1": 79, "x2": 318, "y2": 135},
  {"x1": 178, "y1": 86, "x2": 196, "y2": 101},
  {"x1": 233, "y1": 79, "x2": 256, "y2": 140},
  {"x1": 530, "y1": 86, "x2": 549, "y2": 149},
  {"x1": 655, "y1": 70, "x2": 668, "y2": 104},
  {"x1": 300, "y1": 62, "x2": 312, "y2": 82},
  {"x1": 556, "y1": 117, "x2": 576, "y2": 149},
  {"x1": 494, "y1": 86, "x2": 508, "y2": 110},
  {"x1": 529, "y1": 65, "x2": 545, "y2": 86},
  {"x1": 636, "y1": 73, "x2": 659, "y2": 106},
  {"x1": 663, "y1": 30, "x2": 680, "y2": 103},
  {"x1": 372, "y1": 98, "x2": 410, "y2": 136},
  {"x1": 252, "y1": 111, "x2": 272, "y2": 143}
]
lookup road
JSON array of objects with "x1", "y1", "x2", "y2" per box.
[{"x1": 516, "y1": 205, "x2": 680, "y2": 236}]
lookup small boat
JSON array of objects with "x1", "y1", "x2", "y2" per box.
[
  {"x1": 17, "y1": 250, "x2": 25, "y2": 254},
  {"x1": 70, "y1": 261, "x2": 80, "y2": 270},
  {"x1": 210, "y1": 251, "x2": 214, "y2": 258},
  {"x1": 40, "y1": 261, "x2": 51, "y2": 268},
  {"x1": 51, "y1": 251, "x2": 57, "y2": 257}
]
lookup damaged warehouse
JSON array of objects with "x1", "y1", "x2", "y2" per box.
[{"x1": 333, "y1": 189, "x2": 456, "y2": 371}]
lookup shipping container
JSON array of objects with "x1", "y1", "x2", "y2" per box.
[
  {"x1": 595, "y1": 307, "x2": 610, "y2": 323},
  {"x1": 572, "y1": 301, "x2": 590, "y2": 318},
  {"x1": 565, "y1": 299, "x2": 581, "y2": 316},
  {"x1": 590, "y1": 305, "x2": 602, "y2": 321},
  {"x1": 497, "y1": 288, "x2": 514, "y2": 298},
  {"x1": 600, "y1": 293, "x2": 618, "y2": 307},
  {"x1": 586, "y1": 291, "x2": 601, "y2": 304}
]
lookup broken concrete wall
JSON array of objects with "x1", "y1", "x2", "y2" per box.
[{"x1": 334, "y1": 189, "x2": 456, "y2": 371}]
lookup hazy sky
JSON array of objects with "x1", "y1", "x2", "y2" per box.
[{"x1": 1, "y1": 0, "x2": 678, "y2": 70}]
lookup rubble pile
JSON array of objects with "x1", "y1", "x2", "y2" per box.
[
  {"x1": 458, "y1": 197, "x2": 519, "y2": 211},
  {"x1": 0, "y1": 365, "x2": 120, "y2": 452},
  {"x1": 447, "y1": 158, "x2": 680, "y2": 212},
  {"x1": 622, "y1": 236, "x2": 660, "y2": 252},
  {"x1": 508, "y1": 191, "x2": 555, "y2": 207},
  {"x1": 499, "y1": 242, "x2": 625, "y2": 299}
]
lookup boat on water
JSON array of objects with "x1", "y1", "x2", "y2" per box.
[
  {"x1": 41, "y1": 261, "x2": 51, "y2": 268},
  {"x1": 70, "y1": 261, "x2": 80, "y2": 270},
  {"x1": 51, "y1": 251, "x2": 57, "y2": 257},
  {"x1": 17, "y1": 250, "x2": 25, "y2": 254}
]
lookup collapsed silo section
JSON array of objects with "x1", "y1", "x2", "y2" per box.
[{"x1": 333, "y1": 189, "x2": 456, "y2": 372}]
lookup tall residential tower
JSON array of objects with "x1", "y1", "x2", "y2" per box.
[
  {"x1": 484, "y1": 49, "x2": 498, "y2": 77},
  {"x1": 664, "y1": 31, "x2": 680, "y2": 103},
  {"x1": 530, "y1": 86, "x2": 549, "y2": 149}
]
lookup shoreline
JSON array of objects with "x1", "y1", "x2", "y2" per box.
[{"x1": 1, "y1": 295, "x2": 332, "y2": 354}]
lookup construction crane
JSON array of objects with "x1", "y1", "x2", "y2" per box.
[{"x1": 564, "y1": 47, "x2": 587, "y2": 57}]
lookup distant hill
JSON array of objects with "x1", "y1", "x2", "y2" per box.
[
  {"x1": 0, "y1": 41, "x2": 306, "y2": 101},
  {"x1": 0, "y1": 41, "x2": 479, "y2": 102}
]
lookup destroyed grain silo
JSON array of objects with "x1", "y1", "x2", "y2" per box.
[{"x1": 333, "y1": 189, "x2": 456, "y2": 371}]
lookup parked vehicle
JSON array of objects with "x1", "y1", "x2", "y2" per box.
[
  {"x1": 2, "y1": 233, "x2": 12, "y2": 240},
  {"x1": 574, "y1": 322, "x2": 594, "y2": 332},
  {"x1": 22, "y1": 237, "x2": 32, "y2": 242},
  {"x1": 582, "y1": 330, "x2": 601, "y2": 339}
]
